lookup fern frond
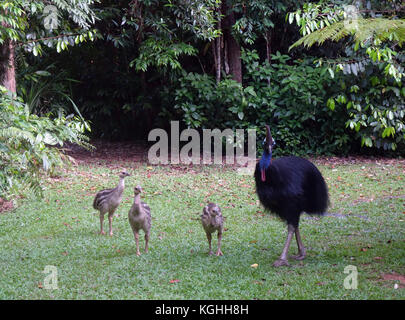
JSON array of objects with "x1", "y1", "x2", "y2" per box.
[{"x1": 290, "y1": 18, "x2": 405, "y2": 50}]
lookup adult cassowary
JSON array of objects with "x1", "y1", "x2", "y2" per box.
[{"x1": 254, "y1": 125, "x2": 329, "y2": 267}]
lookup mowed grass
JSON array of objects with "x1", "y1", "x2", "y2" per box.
[{"x1": 0, "y1": 159, "x2": 404, "y2": 299}]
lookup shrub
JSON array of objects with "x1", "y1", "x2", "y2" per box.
[
  {"x1": 327, "y1": 61, "x2": 405, "y2": 153},
  {"x1": 172, "y1": 49, "x2": 348, "y2": 156},
  {"x1": 0, "y1": 87, "x2": 91, "y2": 199}
]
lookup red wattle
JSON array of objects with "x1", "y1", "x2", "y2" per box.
[{"x1": 261, "y1": 169, "x2": 266, "y2": 182}]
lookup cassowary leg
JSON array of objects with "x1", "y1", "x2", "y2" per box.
[
  {"x1": 108, "y1": 212, "x2": 114, "y2": 236},
  {"x1": 291, "y1": 227, "x2": 306, "y2": 260},
  {"x1": 216, "y1": 232, "x2": 223, "y2": 256},
  {"x1": 206, "y1": 232, "x2": 213, "y2": 255},
  {"x1": 273, "y1": 224, "x2": 295, "y2": 267},
  {"x1": 99, "y1": 214, "x2": 105, "y2": 235}
]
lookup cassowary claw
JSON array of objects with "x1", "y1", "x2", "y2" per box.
[{"x1": 273, "y1": 259, "x2": 290, "y2": 267}]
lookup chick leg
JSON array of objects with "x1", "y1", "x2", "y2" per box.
[
  {"x1": 290, "y1": 226, "x2": 306, "y2": 260},
  {"x1": 206, "y1": 232, "x2": 213, "y2": 255},
  {"x1": 108, "y1": 212, "x2": 114, "y2": 236},
  {"x1": 134, "y1": 231, "x2": 140, "y2": 256},
  {"x1": 144, "y1": 232, "x2": 150, "y2": 253},
  {"x1": 99, "y1": 214, "x2": 105, "y2": 235},
  {"x1": 273, "y1": 224, "x2": 295, "y2": 267},
  {"x1": 216, "y1": 231, "x2": 223, "y2": 256}
]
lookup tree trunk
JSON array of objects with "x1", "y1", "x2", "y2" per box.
[
  {"x1": 265, "y1": 30, "x2": 272, "y2": 86},
  {"x1": 212, "y1": 6, "x2": 222, "y2": 84},
  {"x1": 221, "y1": 2, "x2": 242, "y2": 84},
  {"x1": 0, "y1": 40, "x2": 16, "y2": 93}
]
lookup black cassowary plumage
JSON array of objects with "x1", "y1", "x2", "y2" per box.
[
  {"x1": 254, "y1": 156, "x2": 329, "y2": 227},
  {"x1": 254, "y1": 125, "x2": 329, "y2": 267}
]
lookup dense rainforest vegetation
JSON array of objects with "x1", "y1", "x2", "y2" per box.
[{"x1": 0, "y1": 0, "x2": 404, "y2": 198}]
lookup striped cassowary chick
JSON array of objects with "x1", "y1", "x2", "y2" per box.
[
  {"x1": 93, "y1": 170, "x2": 130, "y2": 236},
  {"x1": 201, "y1": 203, "x2": 224, "y2": 256},
  {"x1": 128, "y1": 185, "x2": 151, "y2": 256}
]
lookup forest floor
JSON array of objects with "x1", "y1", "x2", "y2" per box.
[{"x1": 0, "y1": 141, "x2": 404, "y2": 299}]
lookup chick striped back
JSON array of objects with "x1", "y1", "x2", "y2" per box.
[
  {"x1": 141, "y1": 201, "x2": 151, "y2": 216},
  {"x1": 93, "y1": 187, "x2": 116, "y2": 210}
]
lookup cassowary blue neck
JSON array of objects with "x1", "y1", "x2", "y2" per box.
[
  {"x1": 259, "y1": 150, "x2": 272, "y2": 171},
  {"x1": 259, "y1": 150, "x2": 272, "y2": 182}
]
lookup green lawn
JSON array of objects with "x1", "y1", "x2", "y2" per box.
[{"x1": 0, "y1": 159, "x2": 404, "y2": 299}]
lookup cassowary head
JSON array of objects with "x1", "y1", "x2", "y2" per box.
[
  {"x1": 262, "y1": 125, "x2": 276, "y2": 155},
  {"x1": 259, "y1": 125, "x2": 276, "y2": 181}
]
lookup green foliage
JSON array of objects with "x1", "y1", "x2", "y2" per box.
[
  {"x1": 327, "y1": 67, "x2": 405, "y2": 151},
  {"x1": 0, "y1": 1, "x2": 26, "y2": 43},
  {"x1": 287, "y1": 1, "x2": 405, "y2": 152},
  {"x1": 17, "y1": 63, "x2": 86, "y2": 120},
  {"x1": 241, "y1": 49, "x2": 349, "y2": 155},
  {"x1": 172, "y1": 49, "x2": 347, "y2": 156},
  {"x1": 130, "y1": 38, "x2": 198, "y2": 72},
  {"x1": 0, "y1": 87, "x2": 91, "y2": 199},
  {"x1": 290, "y1": 18, "x2": 405, "y2": 50},
  {"x1": 174, "y1": 71, "x2": 244, "y2": 128},
  {"x1": 232, "y1": 0, "x2": 280, "y2": 44},
  {"x1": 287, "y1": 1, "x2": 343, "y2": 37},
  {"x1": 166, "y1": 0, "x2": 221, "y2": 41},
  {"x1": 288, "y1": 3, "x2": 405, "y2": 82},
  {"x1": 125, "y1": 0, "x2": 220, "y2": 72},
  {"x1": 0, "y1": 0, "x2": 99, "y2": 56}
]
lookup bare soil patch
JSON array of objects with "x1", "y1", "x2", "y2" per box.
[
  {"x1": 65, "y1": 141, "x2": 405, "y2": 168},
  {"x1": 381, "y1": 273, "x2": 405, "y2": 288},
  {"x1": 63, "y1": 140, "x2": 149, "y2": 165},
  {"x1": 0, "y1": 197, "x2": 14, "y2": 213}
]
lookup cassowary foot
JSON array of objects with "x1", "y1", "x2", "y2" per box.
[
  {"x1": 216, "y1": 249, "x2": 223, "y2": 256},
  {"x1": 290, "y1": 248, "x2": 306, "y2": 260},
  {"x1": 208, "y1": 250, "x2": 214, "y2": 256},
  {"x1": 290, "y1": 253, "x2": 306, "y2": 261},
  {"x1": 273, "y1": 259, "x2": 290, "y2": 267},
  {"x1": 136, "y1": 251, "x2": 141, "y2": 256},
  {"x1": 99, "y1": 231, "x2": 106, "y2": 235}
]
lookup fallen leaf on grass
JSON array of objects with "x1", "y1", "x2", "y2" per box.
[
  {"x1": 169, "y1": 279, "x2": 180, "y2": 284},
  {"x1": 250, "y1": 263, "x2": 258, "y2": 268}
]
